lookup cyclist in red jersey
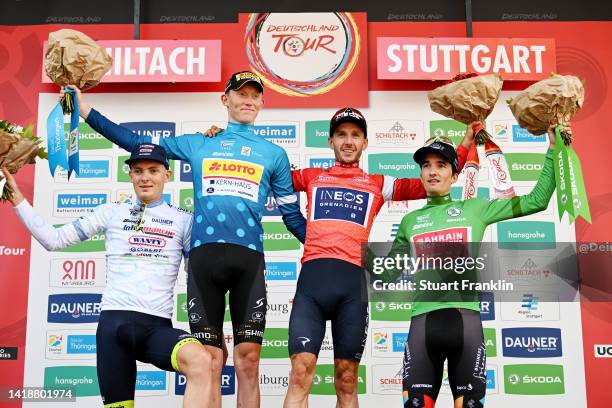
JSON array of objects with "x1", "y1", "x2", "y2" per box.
[
  {"x1": 202, "y1": 109, "x2": 476, "y2": 408},
  {"x1": 283, "y1": 108, "x2": 475, "y2": 408}
]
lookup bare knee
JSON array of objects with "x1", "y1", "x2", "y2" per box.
[
  {"x1": 290, "y1": 359, "x2": 314, "y2": 387},
  {"x1": 178, "y1": 344, "x2": 213, "y2": 379},
  {"x1": 334, "y1": 362, "x2": 358, "y2": 397},
  {"x1": 234, "y1": 347, "x2": 260, "y2": 378}
]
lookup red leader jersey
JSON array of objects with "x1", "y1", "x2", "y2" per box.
[{"x1": 291, "y1": 145, "x2": 468, "y2": 267}]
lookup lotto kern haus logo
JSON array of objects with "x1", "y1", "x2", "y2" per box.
[{"x1": 245, "y1": 13, "x2": 361, "y2": 97}]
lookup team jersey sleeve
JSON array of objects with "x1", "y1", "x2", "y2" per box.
[
  {"x1": 271, "y1": 150, "x2": 307, "y2": 243},
  {"x1": 14, "y1": 200, "x2": 112, "y2": 251},
  {"x1": 456, "y1": 143, "x2": 469, "y2": 173},
  {"x1": 182, "y1": 214, "x2": 193, "y2": 271},
  {"x1": 86, "y1": 108, "x2": 203, "y2": 160},
  {"x1": 385, "y1": 176, "x2": 427, "y2": 201},
  {"x1": 480, "y1": 148, "x2": 556, "y2": 225},
  {"x1": 291, "y1": 168, "x2": 322, "y2": 192}
]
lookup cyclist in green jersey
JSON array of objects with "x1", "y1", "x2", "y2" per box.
[{"x1": 386, "y1": 124, "x2": 562, "y2": 408}]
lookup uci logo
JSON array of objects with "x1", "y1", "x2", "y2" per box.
[{"x1": 447, "y1": 207, "x2": 461, "y2": 217}]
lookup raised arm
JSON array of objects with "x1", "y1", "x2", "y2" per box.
[
  {"x1": 65, "y1": 86, "x2": 198, "y2": 160},
  {"x1": 480, "y1": 126, "x2": 559, "y2": 225}
]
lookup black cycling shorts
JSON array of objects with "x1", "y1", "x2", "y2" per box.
[
  {"x1": 402, "y1": 308, "x2": 487, "y2": 408},
  {"x1": 288, "y1": 258, "x2": 369, "y2": 361},
  {"x1": 187, "y1": 243, "x2": 267, "y2": 348},
  {"x1": 96, "y1": 310, "x2": 199, "y2": 407}
]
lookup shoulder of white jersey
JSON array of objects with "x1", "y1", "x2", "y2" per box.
[{"x1": 166, "y1": 203, "x2": 194, "y2": 217}]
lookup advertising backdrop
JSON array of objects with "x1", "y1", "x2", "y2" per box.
[{"x1": 1, "y1": 13, "x2": 611, "y2": 408}]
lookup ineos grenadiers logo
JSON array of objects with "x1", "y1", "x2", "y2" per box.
[{"x1": 245, "y1": 13, "x2": 360, "y2": 97}]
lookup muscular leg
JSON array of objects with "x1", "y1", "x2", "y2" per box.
[
  {"x1": 233, "y1": 342, "x2": 262, "y2": 408},
  {"x1": 334, "y1": 359, "x2": 360, "y2": 408},
  {"x1": 284, "y1": 352, "x2": 318, "y2": 408},
  {"x1": 285, "y1": 266, "x2": 327, "y2": 408},
  {"x1": 204, "y1": 345, "x2": 224, "y2": 408},
  {"x1": 177, "y1": 342, "x2": 214, "y2": 408}
]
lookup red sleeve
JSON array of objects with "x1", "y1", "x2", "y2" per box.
[
  {"x1": 291, "y1": 168, "x2": 322, "y2": 192},
  {"x1": 456, "y1": 143, "x2": 469, "y2": 173},
  {"x1": 391, "y1": 178, "x2": 427, "y2": 201}
]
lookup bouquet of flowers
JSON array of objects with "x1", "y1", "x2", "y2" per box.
[
  {"x1": 428, "y1": 73, "x2": 503, "y2": 144},
  {"x1": 0, "y1": 120, "x2": 47, "y2": 201},
  {"x1": 44, "y1": 29, "x2": 112, "y2": 114},
  {"x1": 507, "y1": 74, "x2": 589, "y2": 223},
  {"x1": 507, "y1": 74, "x2": 583, "y2": 145}
]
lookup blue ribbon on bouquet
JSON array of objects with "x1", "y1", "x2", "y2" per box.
[{"x1": 46, "y1": 88, "x2": 80, "y2": 178}]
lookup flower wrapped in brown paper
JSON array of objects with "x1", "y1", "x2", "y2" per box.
[
  {"x1": 0, "y1": 121, "x2": 47, "y2": 201},
  {"x1": 507, "y1": 74, "x2": 583, "y2": 144},
  {"x1": 428, "y1": 74, "x2": 503, "y2": 144},
  {"x1": 44, "y1": 29, "x2": 112, "y2": 113}
]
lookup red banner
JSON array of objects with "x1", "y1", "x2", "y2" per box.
[
  {"x1": 42, "y1": 40, "x2": 221, "y2": 83},
  {"x1": 377, "y1": 37, "x2": 556, "y2": 80}
]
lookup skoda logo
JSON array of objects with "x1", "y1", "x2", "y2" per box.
[
  {"x1": 447, "y1": 207, "x2": 461, "y2": 217},
  {"x1": 508, "y1": 374, "x2": 520, "y2": 385}
]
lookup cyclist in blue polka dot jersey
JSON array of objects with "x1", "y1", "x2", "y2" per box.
[{"x1": 65, "y1": 71, "x2": 306, "y2": 408}]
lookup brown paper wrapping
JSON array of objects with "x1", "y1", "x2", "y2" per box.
[
  {"x1": 44, "y1": 29, "x2": 112, "y2": 90},
  {"x1": 0, "y1": 129, "x2": 43, "y2": 173},
  {"x1": 508, "y1": 75, "x2": 584, "y2": 135},
  {"x1": 428, "y1": 74, "x2": 503, "y2": 125}
]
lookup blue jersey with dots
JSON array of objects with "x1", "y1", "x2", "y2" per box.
[{"x1": 86, "y1": 110, "x2": 306, "y2": 253}]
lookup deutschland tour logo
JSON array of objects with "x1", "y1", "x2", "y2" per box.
[{"x1": 245, "y1": 12, "x2": 361, "y2": 97}]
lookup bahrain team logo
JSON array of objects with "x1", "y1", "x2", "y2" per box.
[{"x1": 245, "y1": 13, "x2": 361, "y2": 97}]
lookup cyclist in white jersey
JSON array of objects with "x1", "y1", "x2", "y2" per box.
[{"x1": 2, "y1": 144, "x2": 213, "y2": 408}]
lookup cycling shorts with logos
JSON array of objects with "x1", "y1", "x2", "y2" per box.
[
  {"x1": 402, "y1": 308, "x2": 487, "y2": 408},
  {"x1": 96, "y1": 310, "x2": 199, "y2": 407},
  {"x1": 288, "y1": 258, "x2": 369, "y2": 361},
  {"x1": 188, "y1": 242, "x2": 267, "y2": 348}
]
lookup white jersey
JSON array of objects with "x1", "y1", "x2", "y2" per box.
[{"x1": 15, "y1": 197, "x2": 192, "y2": 319}]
